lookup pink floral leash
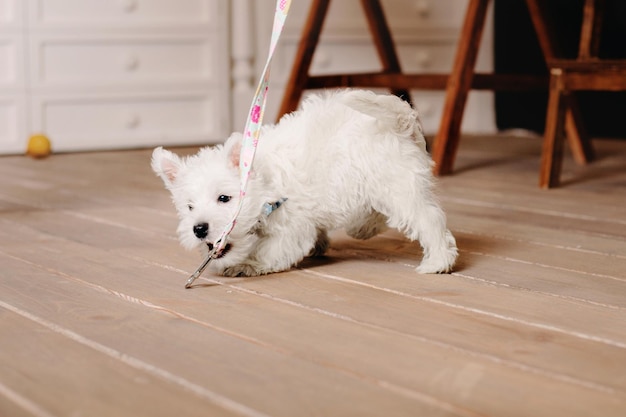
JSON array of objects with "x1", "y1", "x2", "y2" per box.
[{"x1": 185, "y1": 0, "x2": 291, "y2": 288}]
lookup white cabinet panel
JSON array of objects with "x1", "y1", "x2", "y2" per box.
[
  {"x1": 34, "y1": 36, "x2": 216, "y2": 86},
  {"x1": 0, "y1": 96, "x2": 26, "y2": 153},
  {"x1": 272, "y1": 41, "x2": 460, "y2": 79},
  {"x1": 382, "y1": 0, "x2": 471, "y2": 29},
  {"x1": 35, "y1": 94, "x2": 224, "y2": 151},
  {"x1": 0, "y1": 1, "x2": 25, "y2": 89},
  {"x1": 282, "y1": 0, "x2": 469, "y2": 38},
  {"x1": 0, "y1": 36, "x2": 20, "y2": 86},
  {"x1": 0, "y1": 0, "x2": 19, "y2": 27},
  {"x1": 33, "y1": 0, "x2": 215, "y2": 27}
]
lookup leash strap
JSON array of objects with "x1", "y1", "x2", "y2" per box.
[{"x1": 186, "y1": 0, "x2": 291, "y2": 288}]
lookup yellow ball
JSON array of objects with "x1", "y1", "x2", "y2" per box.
[{"x1": 26, "y1": 134, "x2": 52, "y2": 158}]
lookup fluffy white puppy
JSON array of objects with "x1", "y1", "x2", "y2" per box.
[{"x1": 152, "y1": 89, "x2": 457, "y2": 277}]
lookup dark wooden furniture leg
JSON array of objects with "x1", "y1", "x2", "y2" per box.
[
  {"x1": 540, "y1": 69, "x2": 568, "y2": 188},
  {"x1": 431, "y1": 0, "x2": 491, "y2": 176},
  {"x1": 278, "y1": 0, "x2": 409, "y2": 117},
  {"x1": 277, "y1": 0, "x2": 331, "y2": 117},
  {"x1": 526, "y1": 0, "x2": 600, "y2": 188},
  {"x1": 360, "y1": 0, "x2": 411, "y2": 103}
]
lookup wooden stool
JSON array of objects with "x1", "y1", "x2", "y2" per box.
[{"x1": 278, "y1": 0, "x2": 608, "y2": 188}]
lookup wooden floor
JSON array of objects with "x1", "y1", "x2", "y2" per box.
[{"x1": 0, "y1": 134, "x2": 625, "y2": 417}]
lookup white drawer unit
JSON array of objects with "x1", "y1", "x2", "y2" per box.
[{"x1": 0, "y1": 0, "x2": 229, "y2": 154}]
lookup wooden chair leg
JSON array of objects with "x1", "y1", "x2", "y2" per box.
[
  {"x1": 565, "y1": 0, "x2": 600, "y2": 165},
  {"x1": 540, "y1": 68, "x2": 568, "y2": 188},
  {"x1": 578, "y1": 0, "x2": 604, "y2": 60},
  {"x1": 527, "y1": 0, "x2": 594, "y2": 169},
  {"x1": 360, "y1": 0, "x2": 411, "y2": 103},
  {"x1": 565, "y1": 104, "x2": 595, "y2": 165},
  {"x1": 277, "y1": 0, "x2": 331, "y2": 118},
  {"x1": 432, "y1": 0, "x2": 491, "y2": 176}
]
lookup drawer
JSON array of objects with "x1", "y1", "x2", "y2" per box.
[
  {"x1": 263, "y1": 86, "x2": 495, "y2": 136},
  {"x1": 382, "y1": 0, "x2": 470, "y2": 29},
  {"x1": 31, "y1": 0, "x2": 218, "y2": 28},
  {"x1": 284, "y1": 0, "x2": 469, "y2": 35},
  {"x1": 272, "y1": 40, "x2": 459, "y2": 79},
  {"x1": 33, "y1": 94, "x2": 228, "y2": 151},
  {"x1": 0, "y1": 96, "x2": 26, "y2": 154},
  {"x1": 272, "y1": 36, "x2": 492, "y2": 83},
  {"x1": 307, "y1": 42, "x2": 459, "y2": 75},
  {"x1": 398, "y1": 41, "x2": 493, "y2": 73},
  {"x1": 32, "y1": 36, "x2": 218, "y2": 86},
  {"x1": 0, "y1": 0, "x2": 21, "y2": 27},
  {"x1": 0, "y1": 35, "x2": 24, "y2": 87},
  {"x1": 410, "y1": 90, "x2": 496, "y2": 135}
]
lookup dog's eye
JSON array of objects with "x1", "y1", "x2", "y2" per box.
[
  {"x1": 187, "y1": 204, "x2": 194, "y2": 211},
  {"x1": 217, "y1": 195, "x2": 232, "y2": 203}
]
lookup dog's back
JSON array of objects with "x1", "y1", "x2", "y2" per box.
[{"x1": 337, "y1": 90, "x2": 426, "y2": 151}]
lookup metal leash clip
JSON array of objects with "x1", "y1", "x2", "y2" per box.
[{"x1": 185, "y1": 240, "x2": 223, "y2": 289}]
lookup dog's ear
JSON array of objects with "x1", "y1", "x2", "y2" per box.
[
  {"x1": 224, "y1": 132, "x2": 243, "y2": 169},
  {"x1": 151, "y1": 147, "x2": 181, "y2": 188}
]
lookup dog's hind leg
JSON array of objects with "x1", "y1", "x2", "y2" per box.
[
  {"x1": 345, "y1": 210, "x2": 388, "y2": 240},
  {"x1": 410, "y1": 204, "x2": 458, "y2": 274},
  {"x1": 385, "y1": 200, "x2": 457, "y2": 273},
  {"x1": 369, "y1": 163, "x2": 458, "y2": 274}
]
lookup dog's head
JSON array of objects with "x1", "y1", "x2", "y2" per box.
[{"x1": 151, "y1": 133, "x2": 262, "y2": 269}]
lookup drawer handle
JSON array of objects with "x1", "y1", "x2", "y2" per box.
[
  {"x1": 120, "y1": 0, "x2": 138, "y2": 13},
  {"x1": 414, "y1": 51, "x2": 431, "y2": 69},
  {"x1": 125, "y1": 114, "x2": 141, "y2": 129},
  {"x1": 414, "y1": 0, "x2": 430, "y2": 17},
  {"x1": 313, "y1": 50, "x2": 331, "y2": 70},
  {"x1": 125, "y1": 54, "x2": 140, "y2": 71}
]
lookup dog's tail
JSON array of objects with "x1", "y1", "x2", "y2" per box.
[{"x1": 339, "y1": 90, "x2": 425, "y2": 149}]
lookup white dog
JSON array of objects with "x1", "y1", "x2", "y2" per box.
[{"x1": 152, "y1": 90, "x2": 457, "y2": 277}]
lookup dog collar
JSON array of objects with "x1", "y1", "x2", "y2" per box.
[{"x1": 262, "y1": 197, "x2": 287, "y2": 216}]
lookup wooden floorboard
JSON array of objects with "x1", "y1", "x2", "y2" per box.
[{"x1": 0, "y1": 134, "x2": 625, "y2": 416}]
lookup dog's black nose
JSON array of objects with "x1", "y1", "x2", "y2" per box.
[{"x1": 193, "y1": 223, "x2": 209, "y2": 239}]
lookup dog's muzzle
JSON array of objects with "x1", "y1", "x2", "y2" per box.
[
  {"x1": 193, "y1": 223, "x2": 209, "y2": 239},
  {"x1": 207, "y1": 242, "x2": 231, "y2": 259},
  {"x1": 193, "y1": 223, "x2": 231, "y2": 258}
]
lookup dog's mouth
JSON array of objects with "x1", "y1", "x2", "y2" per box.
[{"x1": 207, "y1": 242, "x2": 232, "y2": 259}]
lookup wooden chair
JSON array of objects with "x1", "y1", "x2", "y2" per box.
[
  {"x1": 431, "y1": 0, "x2": 596, "y2": 188},
  {"x1": 525, "y1": 0, "x2": 626, "y2": 187},
  {"x1": 278, "y1": 0, "x2": 618, "y2": 188}
]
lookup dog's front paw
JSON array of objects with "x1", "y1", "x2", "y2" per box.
[
  {"x1": 221, "y1": 263, "x2": 263, "y2": 277},
  {"x1": 416, "y1": 231, "x2": 458, "y2": 274}
]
